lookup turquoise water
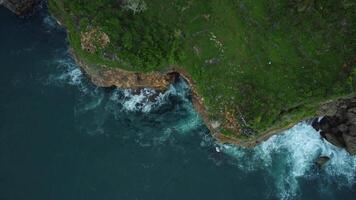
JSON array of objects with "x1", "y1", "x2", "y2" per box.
[{"x1": 0, "y1": 7, "x2": 355, "y2": 200}]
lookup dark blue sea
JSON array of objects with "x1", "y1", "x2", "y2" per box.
[{"x1": 0, "y1": 7, "x2": 355, "y2": 200}]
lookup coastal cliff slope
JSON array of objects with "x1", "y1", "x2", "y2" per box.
[
  {"x1": 47, "y1": 0, "x2": 355, "y2": 145},
  {"x1": 2, "y1": 0, "x2": 355, "y2": 152}
]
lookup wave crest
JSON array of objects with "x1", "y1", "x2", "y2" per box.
[{"x1": 109, "y1": 78, "x2": 191, "y2": 113}]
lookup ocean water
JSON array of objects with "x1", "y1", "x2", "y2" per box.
[{"x1": 0, "y1": 7, "x2": 355, "y2": 200}]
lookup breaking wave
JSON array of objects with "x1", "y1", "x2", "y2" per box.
[
  {"x1": 109, "y1": 79, "x2": 191, "y2": 113},
  {"x1": 42, "y1": 15, "x2": 57, "y2": 29},
  {"x1": 48, "y1": 52, "x2": 356, "y2": 200},
  {"x1": 47, "y1": 55, "x2": 202, "y2": 141},
  {"x1": 220, "y1": 123, "x2": 356, "y2": 199},
  {"x1": 47, "y1": 56, "x2": 89, "y2": 93}
]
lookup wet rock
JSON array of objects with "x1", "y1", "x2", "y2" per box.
[
  {"x1": 342, "y1": 134, "x2": 356, "y2": 155},
  {"x1": 315, "y1": 156, "x2": 330, "y2": 168},
  {"x1": 324, "y1": 132, "x2": 346, "y2": 148},
  {"x1": 349, "y1": 125, "x2": 356, "y2": 136},
  {"x1": 313, "y1": 97, "x2": 356, "y2": 155}
]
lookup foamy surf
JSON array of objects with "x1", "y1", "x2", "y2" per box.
[
  {"x1": 220, "y1": 123, "x2": 356, "y2": 199},
  {"x1": 46, "y1": 56, "x2": 92, "y2": 94},
  {"x1": 42, "y1": 15, "x2": 57, "y2": 29},
  {"x1": 109, "y1": 78, "x2": 192, "y2": 113},
  {"x1": 48, "y1": 55, "x2": 355, "y2": 200}
]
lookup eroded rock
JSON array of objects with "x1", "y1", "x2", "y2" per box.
[
  {"x1": 313, "y1": 97, "x2": 356, "y2": 155},
  {"x1": 315, "y1": 156, "x2": 330, "y2": 168}
]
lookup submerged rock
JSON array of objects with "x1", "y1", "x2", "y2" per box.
[
  {"x1": 313, "y1": 97, "x2": 356, "y2": 155},
  {"x1": 315, "y1": 156, "x2": 330, "y2": 168}
]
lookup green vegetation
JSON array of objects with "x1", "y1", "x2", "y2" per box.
[{"x1": 49, "y1": 0, "x2": 355, "y2": 137}]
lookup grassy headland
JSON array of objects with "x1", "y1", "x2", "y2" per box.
[{"x1": 48, "y1": 0, "x2": 355, "y2": 141}]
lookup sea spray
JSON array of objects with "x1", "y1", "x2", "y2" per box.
[
  {"x1": 48, "y1": 57, "x2": 84, "y2": 86},
  {"x1": 108, "y1": 78, "x2": 192, "y2": 113},
  {"x1": 220, "y1": 123, "x2": 356, "y2": 199},
  {"x1": 48, "y1": 55, "x2": 202, "y2": 144}
]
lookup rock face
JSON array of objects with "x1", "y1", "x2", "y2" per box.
[
  {"x1": 312, "y1": 97, "x2": 356, "y2": 155},
  {"x1": 70, "y1": 49, "x2": 175, "y2": 91},
  {"x1": 1, "y1": 0, "x2": 41, "y2": 15}
]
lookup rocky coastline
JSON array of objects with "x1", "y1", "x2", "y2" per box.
[
  {"x1": 0, "y1": 0, "x2": 41, "y2": 16},
  {"x1": 3, "y1": 1, "x2": 355, "y2": 156},
  {"x1": 312, "y1": 98, "x2": 356, "y2": 155},
  {"x1": 69, "y1": 48, "x2": 356, "y2": 155}
]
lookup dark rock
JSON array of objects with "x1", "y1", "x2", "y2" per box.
[
  {"x1": 342, "y1": 134, "x2": 356, "y2": 155},
  {"x1": 311, "y1": 117, "x2": 321, "y2": 131},
  {"x1": 338, "y1": 124, "x2": 348, "y2": 133},
  {"x1": 324, "y1": 132, "x2": 345, "y2": 148},
  {"x1": 317, "y1": 101, "x2": 338, "y2": 116},
  {"x1": 318, "y1": 117, "x2": 331, "y2": 130},
  {"x1": 1, "y1": 0, "x2": 42, "y2": 16},
  {"x1": 315, "y1": 156, "x2": 330, "y2": 168},
  {"x1": 347, "y1": 108, "x2": 356, "y2": 124},
  {"x1": 313, "y1": 97, "x2": 356, "y2": 155},
  {"x1": 349, "y1": 125, "x2": 356, "y2": 136}
]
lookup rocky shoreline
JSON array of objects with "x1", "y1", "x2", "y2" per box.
[
  {"x1": 0, "y1": 0, "x2": 41, "y2": 16},
  {"x1": 3, "y1": 1, "x2": 355, "y2": 156},
  {"x1": 70, "y1": 47, "x2": 356, "y2": 154},
  {"x1": 312, "y1": 98, "x2": 356, "y2": 155}
]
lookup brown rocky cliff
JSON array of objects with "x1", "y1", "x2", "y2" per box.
[{"x1": 70, "y1": 49, "x2": 175, "y2": 91}]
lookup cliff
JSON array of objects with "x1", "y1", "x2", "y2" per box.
[
  {"x1": 3, "y1": 0, "x2": 355, "y2": 154},
  {"x1": 48, "y1": 0, "x2": 355, "y2": 150}
]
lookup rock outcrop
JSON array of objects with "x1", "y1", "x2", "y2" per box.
[
  {"x1": 1, "y1": 0, "x2": 41, "y2": 15},
  {"x1": 312, "y1": 97, "x2": 356, "y2": 155},
  {"x1": 70, "y1": 49, "x2": 175, "y2": 91},
  {"x1": 315, "y1": 156, "x2": 330, "y2": 168}
]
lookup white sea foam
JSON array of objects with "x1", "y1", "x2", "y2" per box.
[
  {"x1": 109, "y1": 79, "x2": 191, "y2": 113},
  {"x1": 42, "y1": 15, "x2": 57, "y2": 29},
  {"x1": 220, "y1": 123, "x2": 356, "y2": 199},
  {"x1": 49, "y1": 55, "x2": 201, "y2": 143},
  {"x1": 48, "y1": 57, "x2": 89, "y2": 93}
]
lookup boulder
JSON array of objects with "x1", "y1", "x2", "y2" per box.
[
  {"x1": 314, "y1": 97, "x2": 356, "y2": 155},
  {"x1": 315, "y1": 156, "x2": 330, "y2": 168}
]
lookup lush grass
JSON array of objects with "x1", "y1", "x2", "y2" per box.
[{"x1": 49, "y1": 0, "x2": 356, "y2": 137}]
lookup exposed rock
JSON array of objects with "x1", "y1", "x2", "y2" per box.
[
  {"x1": 1, "y1": 0, "x2": 41, "y2": 16},
  {"x1": 315, "y1": 156, "x2": 330, "y2": 168},
  {"x1": 349, "y1": 125, "x2": 356, "y2": 136},
  {"x1": 323, "y1": 132, "x2": 345, "y2": 148},
  {"x1": 70, "y1": 49, "x2": 174, "y2": 91},
  {"x1": 313, "y1": 97, "x2": 356, "y2": 155},
  {"x1": 342, "y1": 134, "x2": 356, "y2": 155}
]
